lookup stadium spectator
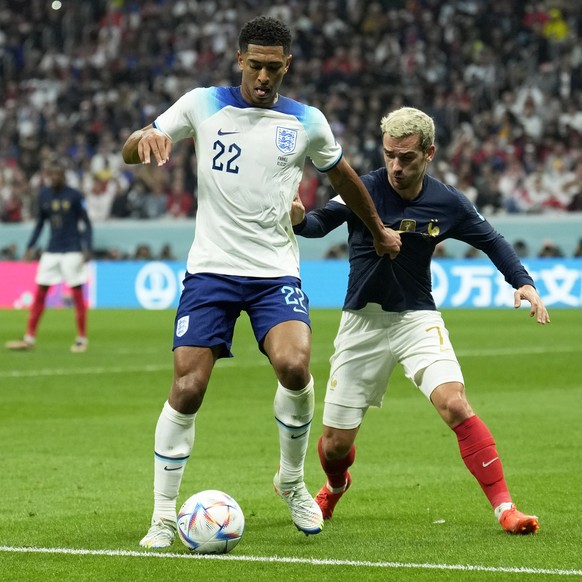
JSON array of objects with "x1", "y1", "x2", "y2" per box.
[
  {"x1": 522, "y1": 164, "x2": 557, "y2": 213},
  {"x1": 0, "y1": 189, "x2": 24, "y2": 223},
  {"x1": 297, "y1": 163, "x2": 320, "y2": 213},
  {"x1": 538, "y1": 239, "x2": 564, "y2": 258},
  {"x1": 563, "y1": 160, "x2": 582, "y2": 212},
  {"x1": 1, "y1": 1, "x2": 582, "y2": 226},
  {"x1": 159, "y1": 243, "x2": 176, "y2": 261},
  {"x1": 133, "y1": 243, "x2": 154, "y2": 260},
  {"x1": 5, "y1": 160, "x2": 92, "y2": 353},
  {"x1": 498, "y1": 151, "x2": 528, "y2": 213},
  {"x1": 292, "y1": 107, "x2": 549, "y2": 535},
  {"x1": 85, "y1": 169, "x2": 118, "y2": 222},
  {"x1": 142, "y1": 189, "x2": 168, "y2": 219},
  {"x1": 513, "y1": 239, "x2": 530, "y2": 258},
  {"x1": 121, "y1": 15, "x2": 400, "y2": 550},
  {"x1": 542, "y1": 8, "x2": 570, "y2": 45},
  {"x1": 464, "y1": 246, "x2": 483, "y2": 259},
  {"x1": 474, "y1": 164, "x2": 503, "y2": 215},
  {"x1": 0, "y1": 158, "x2": 28, "y2": 222},
  {"x1": 324, "y1": 242, "x2": 349, "y2": 259},
  {"x1": 433, "y1": 241, "x2": 451, "y2": 258},
  {"x1": 103, "y1": 246, "x2": 127, "y2": 261},
  {"x1": 166, "y1": 169, "x2": 195, "y2": 218},
  {"x1": 0, "y1": 243, "x2": 18, "y2": 260}
]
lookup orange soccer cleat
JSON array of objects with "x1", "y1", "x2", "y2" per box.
[
  {"x1": 499, "y1": 504, "x2": 539, "y2": 535},
  {"x1": 315, "y1": 472, "x2": 352, "y2": 520}
]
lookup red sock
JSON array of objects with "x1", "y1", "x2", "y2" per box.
[
  {"x1": 318, "y1": 436, "x2": 355, "y2": 489},
  {"x1": 71, "y1": 286, "x2": 87, "y2": 337},
  {"x1": 453, "y1": 415, "x2": 511, "y2": 508},
  {"x1": 26, "y1": 286, "x2": 49, "y2": 337}
]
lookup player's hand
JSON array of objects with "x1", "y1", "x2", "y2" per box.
[
  {"x1": 514, "y1": 284, "x2": 550, "y2": 324},
  {"x1": 138, "y1": 127, "x2": 173, "y2": 166},
  {"x1": 23, "y1": 249, "x2": 36, "y2": 262},
  {"x1": 290, "y1": 193, "x2": 305, "y2": 226},
  {"x1": 82, "y1": 250, "x2": 91, "y2": 263},
  {"x1": 374, "y1": 227, "x2": 401, "y2": 259}
]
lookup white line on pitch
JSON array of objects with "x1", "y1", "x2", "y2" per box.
[
  {"x1": 0, "y1": 346, "x2": 577, "y2": 379},
  {"x1": 0, "y1": 364, "x2": 172, "y2": 378},
  {"x1": 0, "y1": 546, "x2": 580, "y2": 576},
  {"x1": 0, "y1": 357, "x2": 278, "y2": 378}
]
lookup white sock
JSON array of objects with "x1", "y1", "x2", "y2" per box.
[
  {"x1": 494, "y1": 501, "x2": 514, "y2": 521},
  {"x1": 274, "y1": 377, "x2": 314, "y2": 485},
  {"x1": 152, "y1": 401, "x2": 195, "y2": 523},
  {"x1": 327, "y1": 479, "x2": 348, "y2": 494}
]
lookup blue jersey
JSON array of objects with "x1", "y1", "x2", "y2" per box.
[
  {"x1": 295, "y1": 168, "x2": 534, "y2": 312},
  {"x1": 27, "y1": 185, "x2": 92, "y2": 253}
]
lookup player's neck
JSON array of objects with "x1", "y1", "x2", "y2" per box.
[
  {"x1": 394, "y1": 184, "x2": 423, "y2": 201},
  {"x1": 390, "y1": 174, "x2": 425, "y2": 201}
]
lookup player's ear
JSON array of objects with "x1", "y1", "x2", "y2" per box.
[
  {"x1": 426, "y1": 144, "x2": 436, "y2": 162},
  {"x1": 237, "y1": 50, "x2": 244, "y2": 71},
  {"x1": 284, "y1": 54, "x2": 292, "y2": 72}
]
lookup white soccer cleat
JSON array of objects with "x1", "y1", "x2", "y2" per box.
[
  {"x1": 70, "y1": 337, "x2": 88, "y2": 353},
  {"x1": 5, "y1": 337, "x2": 35, "y2": 351},
  {"x1": 273, "y1": 471, "x2": 324, "y2": 535},
  {"x1": 139, "y1": 518, "x2": 177, "y2": 549}
]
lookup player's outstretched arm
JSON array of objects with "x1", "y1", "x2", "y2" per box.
[
  {"x1": 122, "y1": 124, "x2": 173, "y2": 166},
  {"x1": 326, "y1": 158, "x2": 401, "y2": 258},
  {"x1": 514, "y1": 284, "x2": 550, "y2": 324}
]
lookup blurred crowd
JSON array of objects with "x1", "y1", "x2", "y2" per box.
[{"x1": 1, "y1": 0, "x2": 582, "y2": 227}]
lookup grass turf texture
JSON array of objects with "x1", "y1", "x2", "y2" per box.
[{"x1": 1, "y1": 307, "x2": 581, "y2": 581}]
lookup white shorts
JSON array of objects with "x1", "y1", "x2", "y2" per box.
[
  {"x1": 35, "y1": 252, "x2": 88, "y2": 287},
  {"x1": 323, "y1": 305, "x2": 464, "y2": 429}
]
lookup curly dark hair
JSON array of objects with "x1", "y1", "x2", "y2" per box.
[{"x1": 238, "y1": 16, "x2": 292, "y2": 54}]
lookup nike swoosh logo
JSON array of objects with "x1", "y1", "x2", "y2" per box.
[
  {"x1": 290, "y1": 431, "x2": 308, "y2": 440},
  {"x1": 217, "y1": 129, "x2": 239, "y2": 136},
  {"x1": 482, "y1": 457, "x2": 499, "y2": 468},
  {"x1": 164, "y1": 465, "x2": 182, "y2": 471}
]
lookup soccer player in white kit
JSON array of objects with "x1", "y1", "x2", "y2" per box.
[
  {"x1": 122, "y1": 16, "x2": 401, "y2": 548},
  {"x1": 292, "y1": 107, "x2": 550, "y2": 535}
]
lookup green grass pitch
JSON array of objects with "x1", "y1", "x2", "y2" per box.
[{"x1": 1, "y1": 307, "x2": 581, "y2": 581}]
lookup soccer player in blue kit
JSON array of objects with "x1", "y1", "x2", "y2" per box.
[
  {"x1": 122, "y1": 16, "x2": 400, "y2": 548},
  {"x1": 292, "y1": 107, "x2": 550, "y2": 535},
  {"x1": 5, "y1": 161, "x2": 92, "y2": 353}
]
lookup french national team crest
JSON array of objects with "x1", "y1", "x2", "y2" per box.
[
  {"x1": 176, "y1": 315, "x2": 190, "y2": 338},
  {"x1": 276, "y1": 127, "x2": 297, "y2": 154}
]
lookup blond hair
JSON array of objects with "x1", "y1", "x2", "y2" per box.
[{"x1": 380, "y1": 107, "x2": 435, "y2": 153}]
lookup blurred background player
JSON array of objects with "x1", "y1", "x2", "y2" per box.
[
  {"x1": 5, "y1": 161, "x2": 92, "y2": 353},
  {"x1": 292, "y1": 107, "x2": 549, "y2": 535},
  {"x1": 122, "y1": 15, "x2": 400, "y2": 549}
]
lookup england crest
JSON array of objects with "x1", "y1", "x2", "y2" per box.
[
  {"x1": 276, "y1": 127, "x2": 297, "y2": 154},
  {"x1": 176, "y1": 315, "x2": 190, "y2": 338}
]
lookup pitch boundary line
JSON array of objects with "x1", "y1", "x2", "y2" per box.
[
  {"x1": 0, "y1": 546, "x2": 580, "y2": 576},
  {"x1": 1, "y1": 346, "x2": 578, "y2": 379}
]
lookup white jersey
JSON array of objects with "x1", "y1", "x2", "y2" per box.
[{"x1": 154, "y1": 86, "x2": 342, "y2": 278}]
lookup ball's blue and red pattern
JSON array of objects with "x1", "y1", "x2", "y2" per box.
[{"x1": 177, "y1": 490, "x2": 245, "y2": 554}]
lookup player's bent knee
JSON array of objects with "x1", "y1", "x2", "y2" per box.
[
  {"x1": 273, "y1": 358, "x2": 310, "y2": 390},
  {"x1": 171, "y1": 375, "x2": 208, "y2": 413},
  {"x1": 322, "y1": 425, "x2": 358, "y2": 459},
  {"x1": 431, "y1": 382, "x2": 473, "y2": 427}
]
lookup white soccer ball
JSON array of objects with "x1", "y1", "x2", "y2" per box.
[{"x1": 177, "y1": 490, "x2": 245, "y2": 554}]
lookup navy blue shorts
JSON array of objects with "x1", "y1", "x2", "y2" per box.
[{"x1": 173, "y1": 273, "x2": 311, "y2": 358}]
